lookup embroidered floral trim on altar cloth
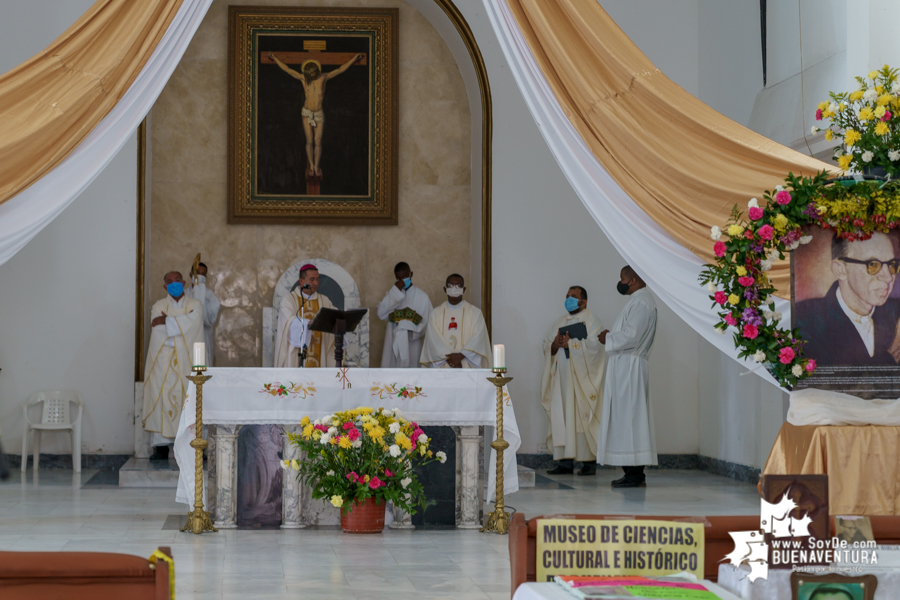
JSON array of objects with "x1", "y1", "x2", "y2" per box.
[
  {"x1": 259, "y1": 382, "x2": 317, "y2": 399},
  {"x1": 370, "y1": 383, "x2": 426, "y2": 401}
]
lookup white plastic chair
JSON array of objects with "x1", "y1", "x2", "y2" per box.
[{"x1": 21, "y1": 391, "x2": 83, "y2": 473}]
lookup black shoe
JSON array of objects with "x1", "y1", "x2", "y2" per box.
[
  {"x1": 547, "y1": 465, "x2": 574, "y2": 475},
  {"x1": 611, "y1": 477, "x2": 646, "y2": 488},
  {"x1": 577, "y1": 465, "x2": 596, "y2": 476},
  {"x1": 610, "y1": 475, "x2": 627, "y2": 486},
  {"x1": 149, "y1": 446, "x2": 170, "y2": 461}
]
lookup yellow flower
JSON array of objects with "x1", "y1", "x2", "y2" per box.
[
  {"x1": 427, "y1": 450, "x2": 433, "y2": 457},
  {"x1": 395, "y1": 432, "x2": 412, "y2": 451},
  {"x1": 735, "y1": 266, "x2": 747, "y2": 277},
  {"x1": 869, "y1": 71, "x2": 879, "y2": 80},
  {"x1": 822, "y1": 110, "x2": 835, "y2": 119},
  {"x1": 726, "y1": 224, "x2": 744, "y2": 237},
  {"x1": 875, "y1": 105, "x2": 887, "y2": 118},
  {"x1": 837, "y1": 154, "x2": 853, "y2": 171},
  {"x1": 329, "y1": 436, "x2": 338, "y2": 445},
  {"x1": 774, "y1": 213, "x2": 790, "y2": 232},
  {"x1": 844, "y1": 129, "x2": 861, "y2": 146},
  {"x1": 300, "y1": 416, "x2": 310, "y2": 426},
  {"x1": 876, "y1": 84, "x2": 885, "y2": 94},
  {"x1": 849, "y1": 90, "x2": 865, "y2": 102},
  {"x1": 330, "y1": 495, "x2": 344, "y2": 508},
  {"x1": 338, "y1": 436, "x2": 352, "y2": 449},
  {"x1": 364, "y1": 474, "x2": 371, "y2": 483},
  {"x1": 839, "y1": 102, "x2": 848, "y2": 112},
  {"x1": 370, "y1": 426, "x2": 386, "y2": 441},
  {"x1": 302, "y1": 423, "x2": 315, "y2": 439},
  {"x1": 291, "y1": 459, "x2": 300, "y2": 471},
  {"x1": 825, "y1": 129, "x2": 834, "y2": 141},
  {"x1": 876, "y1": 121, "x2": 890, "y2": 136},
  {"x1": 727, "y1": 294, "x2": 740, "y2": 306},
  {"x1": 817, "y1": 101, "x2": 828, "y2": 111},
  {"x1": 878, "y1": 94, "x2": 893, "y2": 107},
  {"x1": 312, "y1": 430, "x2": 322, "y2": 440},
  {"x1": 858, "y1": 107, "x2": 874, "y2": 122}
]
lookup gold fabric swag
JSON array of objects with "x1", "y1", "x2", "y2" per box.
[
  {"x1": 0, "y1": 0, "x2": 183, "y2": 206},
  {"x1": 506, "y1": 0, "x2": 835, "y2": 297}
]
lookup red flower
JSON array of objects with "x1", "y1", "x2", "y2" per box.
[
  {"x1": 347, "y1": 429, "x2": 360, "y2": 441},
  {"x1": 368, "y1": 476, "x2": 383, "y2": 490},
  {"x1": 757, "y1": 224, "x2": 774, "y2": 241},
  {"x1": 815, "y1": 109, "x2": 823, "y2": 120},
  {"x1": 775, "y1": 190, "x2": 792, "y2": 205},
  {"x1": 714, "y1": 291, "x2": 727, "y2": 305},
  {"x1": 342, "y1": 422, "x2": 354, "y2": 430},
  {"x1": 883, "y1": 111, "x2": 892, "y2": 121},
  {"x1": 724, "y1": 314, "x2": 737, "y2": 327},
  {"x1": 748, "y1": 207, "x2": 764, "y2": 220},
  {"x1": 714, "y1": 241, "x2": 727, "y2": 257},
  {"x1": 743, "y1": 230, "x2": 755, "y2": 239},
  {"x1": 384, "y1": 469, "x2": 394, "y2": 477},
  {"x1": 805, "y1": 359, "x2": 817, "y2": 373},
  {"x1": 742, "y1": 323, "x2": 759, "y2": 339},
  {"x1": 346, "y1": 471, "x2": 358, "y2": 481},
  {"x1": 738, "y1": 276, "x2": 755, "y2": 287},
  {"x1": 779, "y1": 347, "x2": 795, "y2": 364}
]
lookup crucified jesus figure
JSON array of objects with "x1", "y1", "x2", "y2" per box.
[{"x1": 269, "y1": 52, "x2": 363, "y2": 178}]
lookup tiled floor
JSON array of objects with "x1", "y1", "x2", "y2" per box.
[{"x1": 0, "y1": 468, "x2": 760, "y2": 599}]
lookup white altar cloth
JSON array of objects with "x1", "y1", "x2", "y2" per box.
[{"x1": 174, "y1": 367, "x2": 520, "y2": 508}]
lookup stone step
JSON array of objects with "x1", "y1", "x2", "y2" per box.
[
  {"x1": 119, "y1": 456, "x2": 186, "y2": 488},
  {"x1": 517, "y1": 464, "x2": 535, "y2": 488}
]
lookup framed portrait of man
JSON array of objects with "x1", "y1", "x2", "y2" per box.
[
  {"x1": 792, "y1": 225, "x2": 900, "y2": 397},
  {"x1": 228, "y1": 6, "x2": 398, "y2": 224},
  {"x1": 790, "y1": 572, "x2": 877, "y2": 600}
]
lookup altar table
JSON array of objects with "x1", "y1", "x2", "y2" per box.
[
  {"x1": 763, "y1": 422, "x2": 900, "y2": 515},
  {"x1": 173, "y1": 367, "x2": 520, "y2": 530}
]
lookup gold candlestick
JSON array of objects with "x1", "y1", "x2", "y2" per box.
[
  {"x1": 481, "y1": 367, "x2": 513, "y2": 535},
  {"x1": 181, "y1": 366, "x2": 217, "y2": 535}
]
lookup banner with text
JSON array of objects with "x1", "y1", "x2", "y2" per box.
[{"x1": 536, "y1": 519, "x2": 705, "y2": 581}]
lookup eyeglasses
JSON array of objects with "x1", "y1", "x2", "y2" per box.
[{"x1": 839, "y1": 257, "x2": 900, "y2": 275}]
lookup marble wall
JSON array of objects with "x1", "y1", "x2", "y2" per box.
[{"x1": 148, "y1": 0, "x2": 472, "y2": 368}]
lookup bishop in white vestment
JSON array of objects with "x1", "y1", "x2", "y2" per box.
[
  {"x1": 275, "y1": 264, "x2": 336, "y2": 368},
  {"x1": 377, "y1": 262, "x2": 432, "y2": 368},
  {"x1": 597, "y1": 267, "x2": 658, "y2": 487},
  {"x1": 142, "y1": 271, "x2": 204, "y2": 459},
  {"x1": 185, "y1": 261, "x2": 220, "y2": 365},
  {"x1": 540, "y1": 286, "x2": 605, "y2": 476},
  {"x1": 420, "y1": 274, "x2": 491, "y2": 368}
]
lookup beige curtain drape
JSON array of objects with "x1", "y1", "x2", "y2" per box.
[
  {"x1": 506, "y1": 0, "x2": 835, "y2": 297},
  {"x1": 0, "y1": 0, "x2": 183, "y2": 206}
]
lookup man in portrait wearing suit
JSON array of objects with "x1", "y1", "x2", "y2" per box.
[{"x1": 796, "y1": 232, "x2": 900, "y2": 366}]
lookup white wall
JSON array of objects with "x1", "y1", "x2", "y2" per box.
[{"x1": 0, "y1": 0, "x2": 137, "y2": 456}]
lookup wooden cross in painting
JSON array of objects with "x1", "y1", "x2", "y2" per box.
[{"x1": 262, "y1": 46, "x2": 367, "y2": 195}]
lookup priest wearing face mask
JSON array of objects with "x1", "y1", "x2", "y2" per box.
[
  {"x1": 540, "y1": 286, "x2": 606, "y2": 476},
  {"x1": 377, "y1": 262, "x2": 433, "y2": 368},
  {"x1": 185, "y1": 262, "x2": 220, "y2": 366},
  {"x1": 274, "y1": 264, "x2": 336, "y2": 368},
  {"x1": 597, "y1": 266, "x2": 658, "y2": 488},
  {"x1": 141, "y1": 271, "x2": 204, "y2": 460},
  {"x1": 420, "y1": 274, "x2": 492, "y2": 368}
]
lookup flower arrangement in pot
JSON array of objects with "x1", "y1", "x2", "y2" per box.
[{"x1": 284, "y1": 406, "x2": 446, "y2": 533}]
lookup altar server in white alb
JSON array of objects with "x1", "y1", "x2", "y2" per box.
[
  {"x1": 185, "y1": 261, "x2": 220, "y2": 365},
  {"x1": 142, "y1": 271, "x2": 204, "y2": 461},
  {"x1": 274, "y1": 264, "x2": 336, "y2": 368},
  {"x1": 420, "y1": 274, "x2": 492, "y2": 368},
  {"x1": 541, "y1": 286, "x2": 605, "y2": 476},
  {"x1": 377, "y1": 261, "x2": 432, "y2": 368},
  {"x1": 597, "y1": 266, "x2": 658, "y2": 488}
]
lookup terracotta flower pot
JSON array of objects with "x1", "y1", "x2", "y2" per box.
[{"x1": 340, "y1": 497, "x2": 385, "y2": 534}]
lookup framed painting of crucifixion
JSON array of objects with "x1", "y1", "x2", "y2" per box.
[{"x1": 228, "y1": 6, "x2": 398, "y2": 224}]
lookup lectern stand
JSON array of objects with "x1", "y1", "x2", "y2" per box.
[{"x1": 309, "y1": 308, "x2": 368, "y2": 367}]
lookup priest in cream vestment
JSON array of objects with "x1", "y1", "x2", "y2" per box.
[
  {"x1": 420, "y1": 274, "x2": 491, "y2": 368},
  {"x1": 377, "y1": 261, "x2": 432, "y2": 368},
  {"x1": 142, "y1": 271, "x2": 204, "y2": 460},
  {"x1": 275, "y1": 264, "x2": 336, "y2": 368},
  {"x1": 541, "y1": 286, "x2": 605, "y2": 476}
]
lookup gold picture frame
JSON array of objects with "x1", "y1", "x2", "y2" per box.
[{"x1": 228, "y1": 6, "x2": 399, "y2": 224}]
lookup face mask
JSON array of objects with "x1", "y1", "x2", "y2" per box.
[
  {"x1": 616, "y1": 281, "x2": 631, "y2": 295},
  {"x1": 446, "y1": 286, "x2": 464, "y2": 298},
  {"x1": 402, "y1": 277, "x2": 412, "y2": 290},
  {"x1": 565, "y1": 297, "x2": 580, "y2": 312},
  {"x1": 167, "y1": 282, "x2": 184, "y2": 297}
]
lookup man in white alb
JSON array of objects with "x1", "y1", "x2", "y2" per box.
[
  {"x1": 541, "y1": 286, "x2": 605, "y2": 476},
  {"x1": 142, "y1": 271, "x2": 204, "y2": 461},
  {"x1": 597, "y1": 266, "x2": 658, "y2": 488},
  {"x1": 274, "y1": 264, "x2": 336, "y2": 368},
  {"x1": 377, "y1": 262, "x2": 432, "y2": 368},
  {"x1": 185, "y1": 261, "x2": 220, "y2": 365},
  {"x1": 420, "y1": 274, "x2": 491, "y2": 368}
]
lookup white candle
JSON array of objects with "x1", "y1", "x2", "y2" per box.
[
  {"x1": 493, "y1": 344, "x2": 505, "y2": 369},
  {"x1": 193, "y1": 342, "x2": 206, "y2": 368}
]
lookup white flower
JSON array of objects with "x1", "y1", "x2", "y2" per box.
[
  {"x1": 436, "y1": 451, "x2": 447, "y2": 464},
  {"x1": 326, "y1": 470, "x2": 334, "y2": 476},
  {"x1": 760, "y1": 259, "x2": 772, "y2": 272},
  {"x1": 767, "y1": 249, "x2": 780, "y2": 262},
  {"x1": 322, "y1": 414, "x2": 333, "y2": 423},
  {"x1": 773, "y1": 310, "x2": 783, "y2": 322},
  {"x1": 291, "y1": 459, "x2": 300, "y2": 471},
  {"x1": 792, "y1": 364, "x2": 804, "y2": 377},
  {"x1": 313, "y1": 419, "x2": 321, "y2": 426},
  {"x1": 892, "y1": 82, "x2": 900, "y2": 94},
  {"x1": 389, "y1": 422, "x2": 400, "y2": 434},
  {"x1": 787, "y1": 241, "x2": 800, "y2": 250},
  {"x1": 417, "y1": 434, "x2": 428, "y2": 444},
  {"x1": 280, "y1": 459, "x2": 290, "y2": 470},
  {"x1": 400, "y1": 477, "x2": 412, "y2": 489},
  {"x1": 352, "y1": 440, "x2": 362, "y2": 448},
  {"x1": 811, "y1": 126, "x2": 819, "y2": 135},
  {"x1": 748, "y1": 197, "x2": 759, "y2": 209},
  {"x1": 828, "y1": 102, "x2": 839, "y2": 113},
  {"x1": 320, "y1": 433, "x2": 331, "y2": 445},
  {"x1": 381, "y1": 409, "x2": 393, "y2": 417},
  {"x1": 710, "y1": 225, "x2": 722, "y2": 241},
  {"x1": 862, "y1": 150, "x2": 875, "y2": 163},
  {"x1": 753, "y1": 350, "x2": 766, "y2": 363},
  {"x1": 864, "y1": 88, "x2": 878, "y2": 102},
  {"x1": 799, "y1": 235, "x2": 813, "y2": 245},
  {"x1": 775, "y1": 185, "x2": 784, "y2": 192},
  {"x1": 714, "y1": 326, "x2": 726, "y2": 335},
  {"x1": 328, "y1": 426, "x2": 337, "y2": 435},
  {"x1": 890, "y1": 149, "x2": 900, "y2": 162},
  {"x1": 707, "y1": 282, "x2": 717, "y2": 293},
  {"x1": 389, "y1": 444, "x2": 402, "y2": 457},
  {"x1": 392, "y1": 408, "x2": 402, "y2": 417}
]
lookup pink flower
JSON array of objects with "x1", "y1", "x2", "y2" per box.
[
  {"x1": 357, "y1": 474, "x2": 367, "y2": 484},
  {"x1": 385, "y1": 469, "x2": 394, "y2": 477},
  {"x1": 410, "y1": 422, "x2": 418, "y2": 430},
  {"x1": 412, "y1": 428, "x2": 424, "y2": 441},
  {"x1": 368, "y1": 476, "x2": 383, "y2": 490},
  {"x1": 779, "y1": 347, "x2": 795, "y2": 364},
  {"x1": 748, "y1": 207, "x2": 764, "y2": 220},
  {"x1": 742, "y1": 323, "x2": 759, "y2": 339},
  {"x1": 347, "y1": 428, "x2": 360, "y2": 441},
  {"x1": 757, "y1": 224, "x2": 774, "y2": 240},
  {"x1": 775, "y1": 190, "x2": 792, "y2": 205},
  {"x1": 346, "y1": 471, "x2": 358, "y2": 481},
  {"x1": 884, "y1": 111, "x2": 892, "y2": 121},
  {"x1": 815, "y1": 109, "x2": 823, "y2": 120},
  {"x1": 805, "y1": 359, "x2": 817, "y2": 373},
  {"x1": 342, "y1": 422, "x2": 354, "y2": 430},
  {"x1": 315, "y1": 424, "x2": 328, "y2": 432},
  {"x1": 738, "y1": 276, "x2": 755, "y2": 287},
  {"x1": 714, "y1": 241, "x2": 727, "y2": 257},
  {"x1": 714, "y1": 291, "x2": 727, "y2": 305},
  {"x1": 724, "y1": 314, "x2": 737, "y2": 327}
]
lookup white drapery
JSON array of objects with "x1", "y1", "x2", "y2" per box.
[
  {"x1": 483, "y1": 0, "x2": 790, "y2": 387},
  {"x1": 0, "y1": 0, "x2": 213, "y2": 267}
]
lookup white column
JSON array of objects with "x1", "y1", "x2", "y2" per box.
[
  {"x1": 457, "y1": 425, "x2": 482, "y2": 529},
  {"x1": 281, "y1": 426, "x2": 304, "y2": 529},
  {"x1": 213, "y1": 425, "x2": 241, "y2": 529}
]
